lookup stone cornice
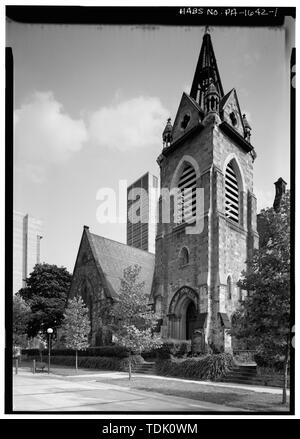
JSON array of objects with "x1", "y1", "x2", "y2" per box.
[{"x1": 219, "y1": 121, "x2": 253, "y2": 153}]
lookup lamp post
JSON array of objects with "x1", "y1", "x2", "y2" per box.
[{"x1": 47, "y1": 328, "x2": 53, "y2": 374}]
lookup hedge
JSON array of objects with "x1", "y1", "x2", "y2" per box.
[
  {"x1": 22, "y1": 346, "x2": 129, "y2": 358},
  {"x1": 32, "y1": 354, "x2": 144, "y2": 371},
  {"x1": 155, "y1": 353, "x2": 234, "y2": 381}
]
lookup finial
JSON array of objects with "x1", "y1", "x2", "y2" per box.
[
  {"x1": 204, "y1": 25, "x2": 210, "y2": 35},
  {"x1": 162, "y1": 117, "x2": 173, "y2": 148},
  {"x1": 243, "y1": 113, "x2": 252, "y2": 143}
]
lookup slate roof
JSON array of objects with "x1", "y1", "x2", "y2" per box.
[{"x1": 89, "y1": 232, "x2": 155, "y2": 299}]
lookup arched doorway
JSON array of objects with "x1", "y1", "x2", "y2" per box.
[
  {"x1": 168, "y1": 286, "x2": 199, "y2": 340},
  {"x1": 186, "y1": 301, "x2": 197, "y2": 340}
]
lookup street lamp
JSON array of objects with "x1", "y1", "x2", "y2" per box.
[{"x1": 47, "y1": 328, "x2": 53, "y2": 374}]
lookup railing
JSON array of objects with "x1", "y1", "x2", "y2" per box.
[{"x1": 233, "y1": 350, "x2": 256, "y2": 364}]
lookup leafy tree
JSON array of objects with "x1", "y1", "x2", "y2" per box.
[
  {"x1": 61, "y1": 297, "x2": 90, "y2": 371},
  {"x1": 231, "y1": 191, "x2": 291, "y2": 404},
  {"x1": 110, "y1": 264, "x2": 162, "y2": 379},
  {"x1": 17, "y1": 263, "x2": 72, "y2": 338},
  {"x1": 13, "y1": 295, "x2": 30, "y2": 347}
]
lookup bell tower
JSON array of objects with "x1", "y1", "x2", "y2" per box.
[{"x1": 152, "y1": 29, "x2": 259, "y2": 353}]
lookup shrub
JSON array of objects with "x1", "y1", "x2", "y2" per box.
[
  {"x1": 156, "y1": 353, "x2": 234, "y2": 381},
  {"x1": 254, "y1": 351, "x2": 285, "y2": 371},
  {"x1": 154, "y1": 339, "x2": 191, "y2": 360}
]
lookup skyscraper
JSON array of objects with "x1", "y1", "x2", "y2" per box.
[
  {"x1": 127, "y1": 172, "x2": 158, "y2": 254},
  {"x1": 13, "y1": 211, "x2": 43, "y2": 294}
]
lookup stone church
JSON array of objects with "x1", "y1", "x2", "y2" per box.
[{"x1": 69, "y1": 30, "x2": 259, "y2": 352}]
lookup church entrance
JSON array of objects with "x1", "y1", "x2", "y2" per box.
[
  {"x1": 186, "y1": 301, "x2": 197, "y2": 340},
  {"x1": 168, "y1": 286, "x2": 199, "y2": 340}
]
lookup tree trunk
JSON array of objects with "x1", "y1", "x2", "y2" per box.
[
  {"x1": 128, "y1": 354, "x2": 132, "y2": 381},
  {"x1": 75, "y1": 350, "x2": 78, "y2": 372},
  {"x1": 282, "y1": 337, "x2": 289, "y2": 405}
]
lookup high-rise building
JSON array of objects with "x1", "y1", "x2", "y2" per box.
[
  {"x1": 127, "y1": 172, "x2": 158, "y2": 254},
  {"x1": 13, "y1": 211, "x2": 43, "y2": 294}
]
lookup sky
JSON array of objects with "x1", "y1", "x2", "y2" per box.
[{"x1": 7, "y1": 19, "x2": 293, "y2": 273}]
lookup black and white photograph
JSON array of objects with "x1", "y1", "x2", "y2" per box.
[{"x1": 5, "y1": 5, "x2": 296, "y2": 419}]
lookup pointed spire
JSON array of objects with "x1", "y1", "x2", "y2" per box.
[{"x1": 190, "y1": 29, "x2": 224, "y2": 110}]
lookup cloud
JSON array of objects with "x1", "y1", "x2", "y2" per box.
[
  {"x1": 14, "y1": 92, "x2": 88, "y2": 173},
  {"x1": 88, "y1": 96, "x2": 169, "y2": 151}
]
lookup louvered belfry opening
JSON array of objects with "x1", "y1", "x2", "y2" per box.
[
  {"x1": 177, "y1": 164, "x2": 197, "y2": 224},
  {"x1": 225, "y1": 161, "x2": 239, "y2": 223}
]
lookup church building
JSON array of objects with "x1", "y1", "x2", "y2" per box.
[{"x1": 69, "y1": 30, "x2": 259, "y2": 353}]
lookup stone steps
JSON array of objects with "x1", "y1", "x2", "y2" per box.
[
  {"x1": 132, "y1": 362, "x2": 156, "y2": 374},
  {"x1": 221, "y1": 364, "x2": 289, "y2": 388},
  {"x1": 221, "y1": 364, "x2": 259, "y2": 386}
]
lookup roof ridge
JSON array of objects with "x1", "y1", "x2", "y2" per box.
[{"x1": 89, "y1": 232, "x2": 155, "y2": 256}]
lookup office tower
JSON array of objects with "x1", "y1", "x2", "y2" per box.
[
  {"x1": 127, "y1": 172, "x2": 158, "y2": 253},
  {"x1": 13, "y1": 211, "x2": 43, "y2": 293}
]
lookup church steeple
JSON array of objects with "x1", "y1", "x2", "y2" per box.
[{"x1": 190, "y1": 28, "x2": 224, "y2": 110}]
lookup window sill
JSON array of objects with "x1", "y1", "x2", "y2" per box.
[
  {"x1": 225, "y1": 217, "x2": 246, "y2": 234},
  {"x1": 173, "y1": 220, "x2": 196, "y2": 232},
  {"x1": 180, "y1": 263, "x2": 189, "y2": 269}
]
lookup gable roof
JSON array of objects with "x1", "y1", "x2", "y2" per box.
[
  {"x1": 183, "y1": 92, "x2": 202, "y2": 112},
  {"x1": 88, "y1": 232, "x2": 155, "y2": 299}
]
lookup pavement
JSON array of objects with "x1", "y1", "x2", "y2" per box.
[{"x1": 13, "y1": 368, "x2": 244, "y2": 412}]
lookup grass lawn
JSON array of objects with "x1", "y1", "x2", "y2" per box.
[{"x1": 94, "y1": 375, "x2": 290, "y2": 412}]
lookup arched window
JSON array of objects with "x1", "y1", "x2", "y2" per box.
[
  {"x1": 227, "y1": 276, "x2": 232, "y2": 300},
  {"x1": 225, "y1": 160, "x2": 239, "y2": 223},
  {"x1": 177, "y1": 164, "x2": 197, "y2": 224},
  {"x1": 179, "y1": 247, "x2": 189, "y2": 266}
]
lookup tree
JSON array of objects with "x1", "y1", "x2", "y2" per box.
[
  {"x1": 13, "y1": 296, "x2": 30, "y2": 347},
  {"x1": 110, "y1": 264, "x2": 162, "y2": 379},
  {"x1": 61, "y1": 297, "x2": 90, "y2": 371},
  {"x1": 17, "y1": 263, "x2": 72, "y2": 338},
  {"x1": 231, "y1": 191, "x2": 290, "y2": 404}
]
